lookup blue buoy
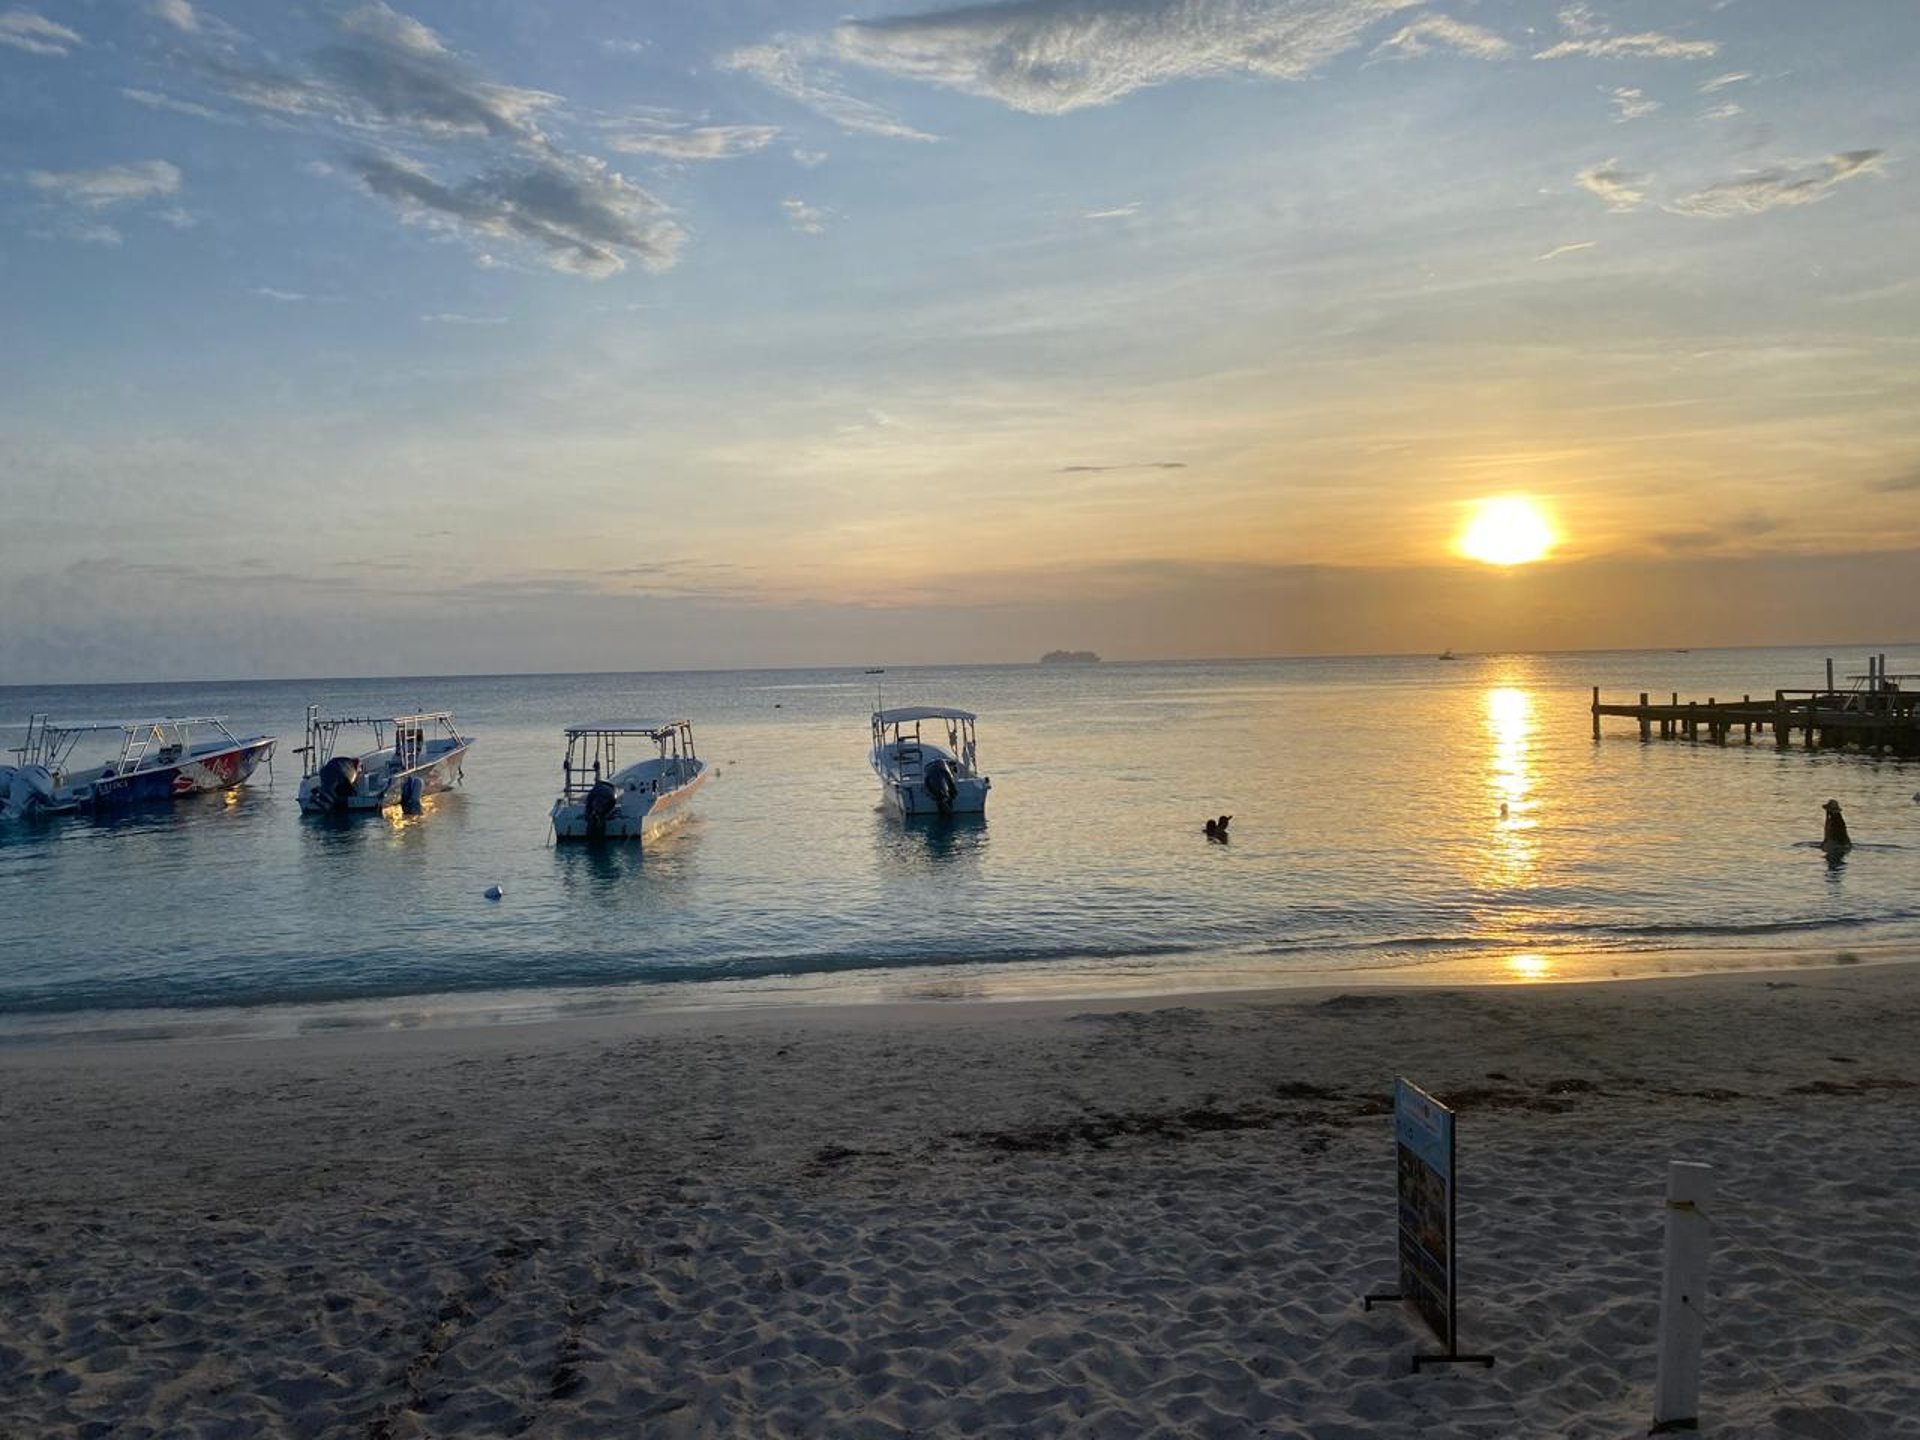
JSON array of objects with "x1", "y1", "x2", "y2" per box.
[{"x1": 483, "y1": 884, "x2": 504, "y2": 901}]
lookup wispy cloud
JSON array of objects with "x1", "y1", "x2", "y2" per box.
[
  {"x1": 1536, "y1": 240, "x2": 1595, "y2": 261},
  {"x1": 1669, "y1": 151, "x2": 1885, "y2": 218},
  {"x1": 605, "y1": 123, "x2": 780, "y2": 161},
  {"x1": 1698, "y1": 101, "x2": 1742, "y2": 122},
  {"x1": 1699, "y1": 71, "x2": 1750, "y2": 94},
  {"x1": 1083, "y1": 202, "x2": 1140, "y2": 220},
  {"x1": 0, "y1": 8, "x2": 81, "y2": 56},
  {"x1": 421, "y1": 312, "x2": 507, "y2": 325},
  {"x1": 1869, "y1": 468, "x2": 1920, "y2": 494},
  {"x1": 782, "y1": 197, "x2": 828, "y2": 234},
  {"x1": 208, "y1": 2, "x2": 556, "y2": 141},
  {"x1": 597, "y1": 38, "x2": 647, "y2": 57},
  {"x1": 27, "y1": 160, "x2": 182, "y2": 208},
  {"x1": 122, "y1": 87, "x2": 238, "y2": 124},
  {"x1": 1058, "y1": 461, "x2": 1187, "y2": 473},
  {"x1": 792, "y1": 147, "x2": 828, "y2": 168},
  {"x1": 1575, "y1": 159, "x2": 1645, "y2": 211},
  {"x1": 1609, "y1": 87, "x2": 1659, "y2": 122},
  {"x1": 1372, "y1": 13, "x2": 1511, "y2": 61},
  {"x1": 252, "y1": 287, "x2": 309, "y2": 302},
  {"x1": 346, "y1": 150, "x2": 685, "y2": 277},
  {"x1": 152, "y1": 0, "x2": 196, "y2": 33},
  {"x1": 1535, "y1": 5, "x2": 1717, "y2": 61},
  {"x1": 724, "y1": 41, "x2": 937, "y2": 141},
  {"x1": 827, "y1": 0, "x2": 1421, "y2": 115}
]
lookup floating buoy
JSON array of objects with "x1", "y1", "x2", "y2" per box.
[{"x1": 484, "y1": 884, "x2": 505, "y2": 901}]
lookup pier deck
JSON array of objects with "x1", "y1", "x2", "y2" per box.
[{"x1": 1590, "y1": 657, "x2": 1920, "y2": 756}]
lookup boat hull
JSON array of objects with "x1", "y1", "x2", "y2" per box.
[
  {"x1": 877, "y1": 773, "x2": 990, "y2": 818},
  {"x1": 77, "y1": 739, "x2": 277, "y2": 814},
  {"x1": 552, "y1": 764, "x2": 709, "y2": 844},
  {"x1": 298, "y1": 742, "x2": 470, "y2": 814}
]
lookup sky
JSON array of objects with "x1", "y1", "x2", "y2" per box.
[{"x1": 2, "y1": 0, "x2": 1916, "y2": 681}]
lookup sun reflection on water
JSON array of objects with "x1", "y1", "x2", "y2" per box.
[
  {"x1": 1484, "y1": 686, "x2": 1537, "y2": 889},
  {"x1": 1506, "y1": 953, "x2": 1552, "y2": 981}
]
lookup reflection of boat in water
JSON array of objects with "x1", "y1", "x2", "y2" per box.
[
  {"x1": 550, "y1": 721, "x2": 709, "y2": 844},
  {"x1": 870, "y1": 706, "x2": 990, "y2": 818},
  {"x1": 295, "y1": 707, "x2": 471, "y2": 815},
  {"x1": 2, "y1": 714, "x2": 276, "y2": 821}
]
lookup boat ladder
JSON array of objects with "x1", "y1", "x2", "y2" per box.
[{"x1": 117, "y1": 726, "x2": 156, "y2": 776}]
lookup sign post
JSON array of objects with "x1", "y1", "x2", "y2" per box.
[{"x1": 1364, "y1": 1077, "x2": 1495, "y2": 1371}]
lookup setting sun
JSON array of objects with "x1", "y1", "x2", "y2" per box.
[{"x1": 1457, "y1": 497, "x2": 1558, "y2": 566}]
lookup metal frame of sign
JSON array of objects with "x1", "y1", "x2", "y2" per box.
[{"x1": 1363, "y1": 1077, "x2": 1496, "y2": 1372}]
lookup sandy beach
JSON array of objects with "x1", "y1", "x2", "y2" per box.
[{"x1": 3, "y1": 961, "x2": 1918, "y2": 1438}]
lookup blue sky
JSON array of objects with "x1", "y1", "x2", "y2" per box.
[{"x1": 2, "y1": 0, "x2": 1916, "y2": 680}]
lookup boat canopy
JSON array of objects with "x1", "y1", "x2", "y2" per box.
[
  {"x1": 563, "y1": 720, "x2": 681, "y2": 737},
  {"x1": 873, "y1": 706, "x2": 976, "y2": 725}
]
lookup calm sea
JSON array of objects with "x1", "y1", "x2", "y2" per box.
[{"x1": 2, "y1": 648, "x2": 1915, "y2": 1037}]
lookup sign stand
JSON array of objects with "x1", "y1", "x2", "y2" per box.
[{"x1": 1363, "y1": 1077, "x2": 1496, "y2": 1372}]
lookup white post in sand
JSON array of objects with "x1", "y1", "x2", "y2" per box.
[{"x1": 1651, "y1": 1162, "x2": 1713, "y2": 1434}]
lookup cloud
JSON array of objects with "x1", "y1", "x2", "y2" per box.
[
  {"x1": 420, "y1": 311, "x2": 507, "y2": 324},
  {"x1": 27, "y1": 161, "x2": 183, "y2": 208},
  {"x1": 597, "y1": 38, "x2": 647, "y2": 56},
  {"x1": 1372, "y1": 13, "x2": 1511, "y2": 60},
  {"x1": 1575, "y1": 158, "x2": 1645, "y2": 211},
  {"x1": 782, "y1": 197, "x2": 828, "y2": 234},
  {"x1": 152, "y1": 0, "x2": 196, "y2": 32},
  {"x1": 724, "y1": 41, "x2": 937, "y2": 141},
  {"x1": 1609, "y1": 86, "x2": 1658, "y2": 121},
  {"x1": 1083, "y1": 202, "x2": 1140, "y2": 220},
  {"x1": 1536, "y1": 240, "x2": 1595, "y2": 261},
  {"x1": 1669, "y1": 151, "x2": 1885, "y2": 218},
  {"x1": 1698, "y1": 101, "x2": 1742, "y2": 121},
  {"x1": 1699, "y1": 71, "x2": 1750, "y2": 94},
  {"x1": 0, "y1": 8, "x2": 82, "y2": 55},
  {"x1": 1868, "y1": 468, "x2": 1920, "y2": 494},
  {"x1": 346, "y1": 151, "x2": 684, "y2": 277},
  {"x1": 252, "y1": 287, "x2": 308, "y2": 301},
  {"x1": 1535, "y1": 6, "x2": 1717, "y2": 61},
  {"x1": 1058, "y1": 461, "x2": 1187, "y2": 473},
  {"x1": 792, "y1": 147, "x2": 828, "y2": 167},
  {"x1": 605, "y1": 123, "x2": 780, "y2": 161},
  {"x1": 828, "y1": 0, "x2": 1421, "y2": 115},
  {"x1": 210, "y1": 3, "x2": 555, "y2": 141},
  {"x1": 122, "y1": 87, "x2": 239, "y2": 124}
]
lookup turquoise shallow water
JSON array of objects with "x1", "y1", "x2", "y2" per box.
[{"x1": 1, "y1": 647, "x2": 1916, "y2": 1029}]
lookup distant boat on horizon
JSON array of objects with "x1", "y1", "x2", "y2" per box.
[
  {"x1": 1437, "y1": 649, "x2": 1458, "y2": 661},
  {"x1": 1040, "y1": 650, "x2": 1101, "y2": 665}
]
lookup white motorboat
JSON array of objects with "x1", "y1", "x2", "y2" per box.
[
  {"x1": 295, "y1": 706, "x2": 472, "y2": 815},
  {"x1": 550, "y1": 720, "x2": 709, "y2": 843},
  {"x1": 870, "y1": 706, "x2": 990, "y2": 818},
  {"x1": 1, "y1": 714, "x2": 276, "y2": 821}
]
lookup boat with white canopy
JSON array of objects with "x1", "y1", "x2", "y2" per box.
[
  {"x1": 295, "y1": 707, "x2": 472, "y2": 815},
  {"x1": 1, "y1": 714, "x2": 276, "y2": 820},
  {"x1": 869, "y1": 706, "x2": 990, "y2": 818},
  {"x1": 550, "y1": 720, "x2": 709, "y2": 843}
]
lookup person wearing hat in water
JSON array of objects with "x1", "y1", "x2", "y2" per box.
[{"x1": 1822, "y1": 799, "x2": 1851, "y2": 852}]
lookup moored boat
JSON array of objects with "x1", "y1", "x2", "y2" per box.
[
  {"x1": 295, "y1": 707, "x2": 471, "y2": 815},
  {"x1": 550, "y1": 720, "x2": 708, "y2": 843},
  {"x1": 1, "y1": 714, "x2": 276, "y2": 820},
  {"x1": 870, "y1": 706, "x2": 990, "y2": 818}
]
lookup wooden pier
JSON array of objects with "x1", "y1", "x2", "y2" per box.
[{"x1": 1591, "y1": 655, "x2": 1920, "y2": 757}]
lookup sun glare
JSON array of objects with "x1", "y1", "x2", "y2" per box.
[{"x1": 1457, "y1": 497, "x2": 1557, "y2": 566}]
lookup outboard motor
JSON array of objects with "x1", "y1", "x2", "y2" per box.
[
  {"x1": 584, "y1": 779, "x2": 620, "y2": 839},
  {"x1": 923, "y1": 757, "x2": 958, "y2": 816},
  {"x1": 3, "y1": 764, "x2": 56, "y2": 821},
  {"x1": 311, "y1": 755, "x2": 361, "y2": 812},
  {"x1": 400, "y1": 774, "x2": 425, "y2": 814}
]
